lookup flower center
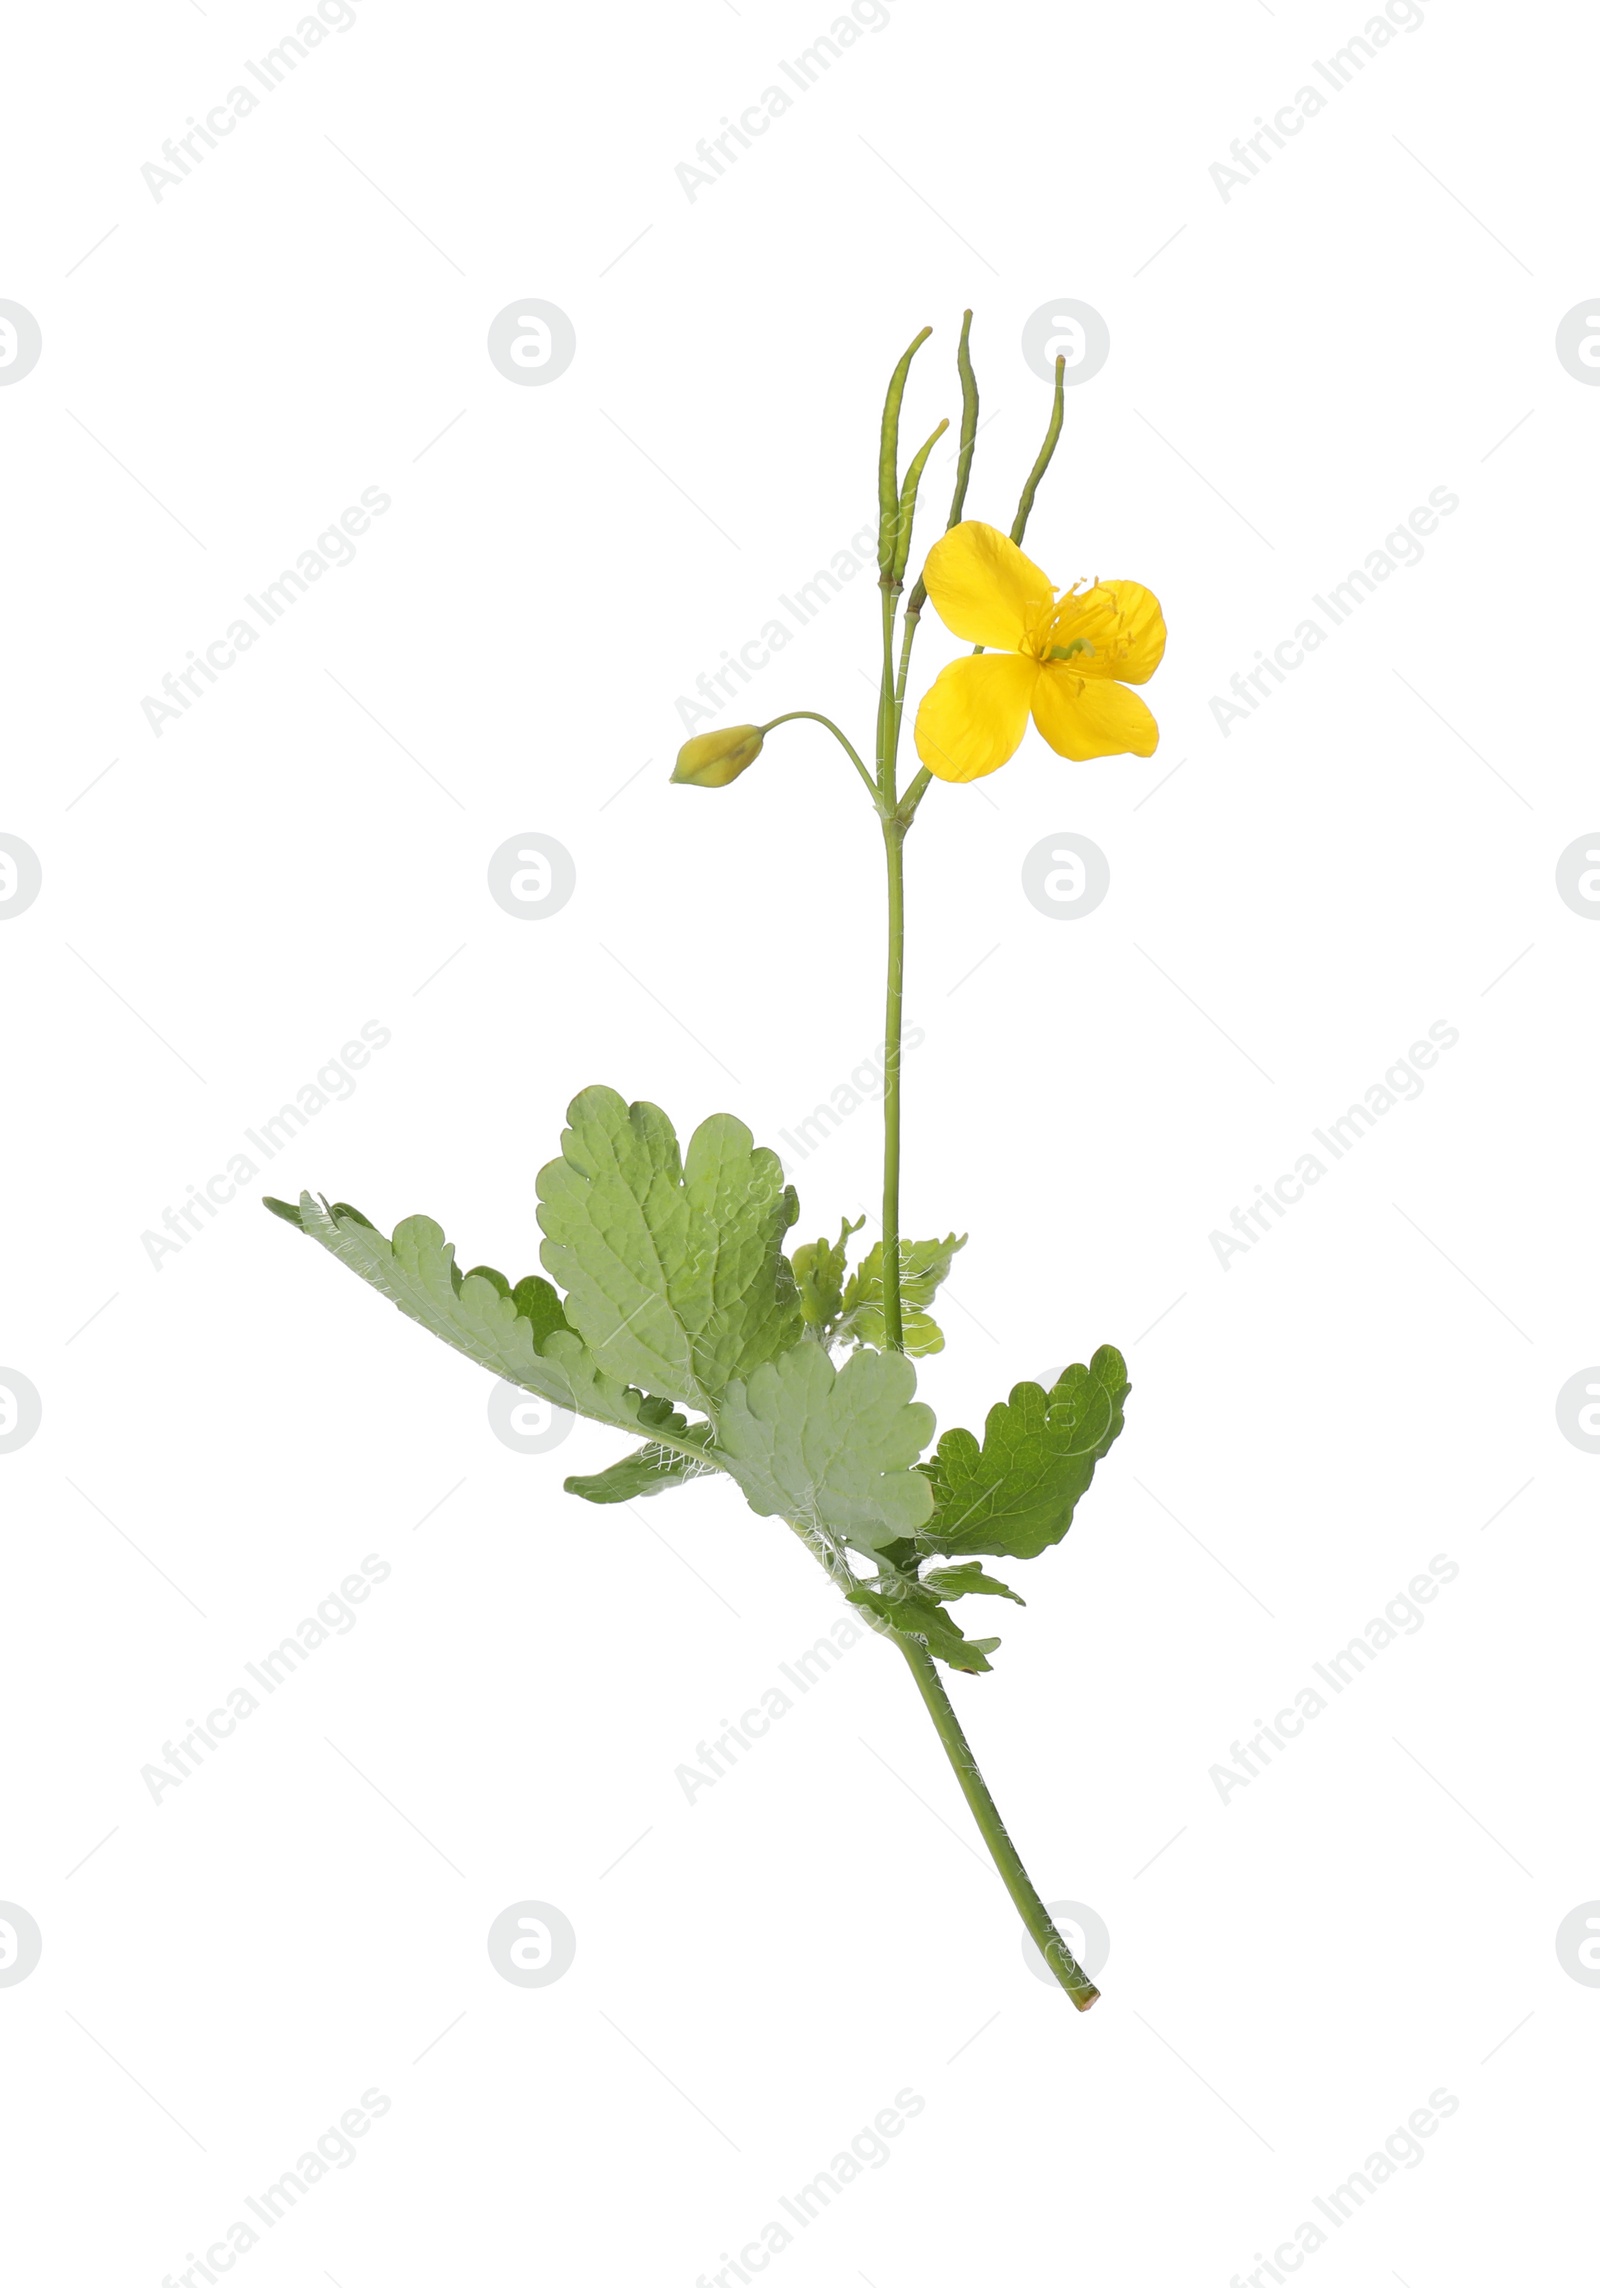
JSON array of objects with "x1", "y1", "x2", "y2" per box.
[{"x1": 1024, "y1": 579, "x2": 1135, "y2": 674}]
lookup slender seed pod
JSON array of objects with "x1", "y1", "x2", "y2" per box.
[
  {"x1": 877, "y1": 325, "x2": 932, "y2": 579},
  {"x1": 905, "y1": 309, "x2": 980, "y2": 622},
  {"x1": 889, "y1": 418, "x2": 950, "y2": 586},
  {"x1": 1010, "y1": 352, "x2": 1067, "y2": 547}
]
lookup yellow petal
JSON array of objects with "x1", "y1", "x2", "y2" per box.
[
  {"x1": 1031, "y1": 667, "x2": 1159, "y2": 761},
  {"x1": 914, "y1": 653, "x2": 1039, "y2": 782},
  {"x1": 1044, "y1": 580, "x2": 1166, "y2": 685},
  {"x1": 922, "y1": 521, "x2": 1055, "y2": 651}
]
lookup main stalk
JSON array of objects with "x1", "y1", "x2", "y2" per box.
[
  {"x1": 867, "y1": 319, "x2": 1096, "y2": 2012},
  {"x1": 880, "y1": 811, "x2": 906, "y2": 1352}
]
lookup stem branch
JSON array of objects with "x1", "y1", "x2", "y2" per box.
[
  {"x1": 895, "y1": 763, "x2": 934, "y2": 829},
  {"x1": 761, "y1": 710, "x2": 883, "y2": 811}
]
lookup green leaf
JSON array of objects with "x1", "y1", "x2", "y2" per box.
[
  {"x1": 846, "y1": 1578, "x2": 1001, "y2": 1674},
  {"x1": 792, "y1": 1215, "x2": 863, "y2": 1340},
  {"x1": 922, "y1": 1560, "x2": 1025, "y2": 1605},
  {"x1": 837, "y1": 1233, "x2": 967, "y2": 1356},
  {"x1": 565, "y1": 1413, "x2": 717, "y2": 1505},
  {"x1": 268, "y1": 1193, "x2": 708, "y2": 1450},
  {"x1": 917, "y1": 1345, "x2": 1131, "y2": 1562},
  {"x1": 845, "y1": 1557, "x2": 1023, "y2": 1677},
  {"x1": 536, "y1": 1086, "x2": 801, "y2": 1408},
  {"x1": 716, "y1": 1341, "x2": 935, "y2": 1555}
]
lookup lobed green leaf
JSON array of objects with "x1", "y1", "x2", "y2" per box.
[
  {"x1": 921, "y1": 1559, "x2": 1025, "y2": 1605},
  {"x1": 837, "y1": 1233, "x2": 967, "y2": 1356},
  {"x1": 917, "y1": 1346, "x2": 1130, "y2": 1562},
  {"x1": 266, "y1": 1192, "x2": 711, "y2": 1452},
  {"x1": 716, "y1": 1341, "x2": 936, "y2": 1556},
  {"x1": 536, "y1": 1086, "x2": 801, "y2": 1408},
  {"x1": 792, "y1": 1215, "x2": 863, "y2": 1342},
  {"x1": 564, "y1": 1414, "x2": 717, "y2": 1505},
  {"x1": 847, "y1": 1576, "x2": 1002, "y2": 1673}
]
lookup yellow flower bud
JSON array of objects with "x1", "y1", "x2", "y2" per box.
[{"x1": 671, "y1": 725, "x2": 765, "y2": 788}]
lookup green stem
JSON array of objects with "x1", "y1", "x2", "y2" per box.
[
  {"x1": 891, "y1": 601, "x2": 919, "y2": 753},
  {"x1": 897, "y1": 1640, "x2": 1100, "y2": 2010},
  {"x1": 896, "y1": 762, "x2": 933, "y2": 829},
  {"x1": 880, "y1": 813, "x2": 906, "y2": 1352},
  {"x1": 761, "y1": 710, "x2": 883, "y2": 812},
  {"x1": 875, "y1": 584, "x2": 899, "y2": 799},
  {"x1": 775, "y1": 1472, "x2": 1101, "y2": 2014}
]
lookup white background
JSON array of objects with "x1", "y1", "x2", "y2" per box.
[{"x1": 3, "y1": 1, "x2": 1597, "y2": 2281}]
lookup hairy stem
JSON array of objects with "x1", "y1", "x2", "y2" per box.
[
  {"x1": 880, "y1": 813, "x2": 906, "y2": 1351},
  {"x1": 897, "y1": 1641, "x2": 1100, "y2": 2010},
  {"x1": 777, "y1": 1512, "x2": 1098, "y2": 2011}
]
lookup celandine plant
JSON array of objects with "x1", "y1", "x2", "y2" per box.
[{"x1": 267, "y1": 316, "x2": 1167, "y2": 2012}]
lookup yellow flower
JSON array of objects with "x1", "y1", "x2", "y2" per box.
[{"x1": 913, "y1": 522, "x2": 1165, "y2": 783}]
